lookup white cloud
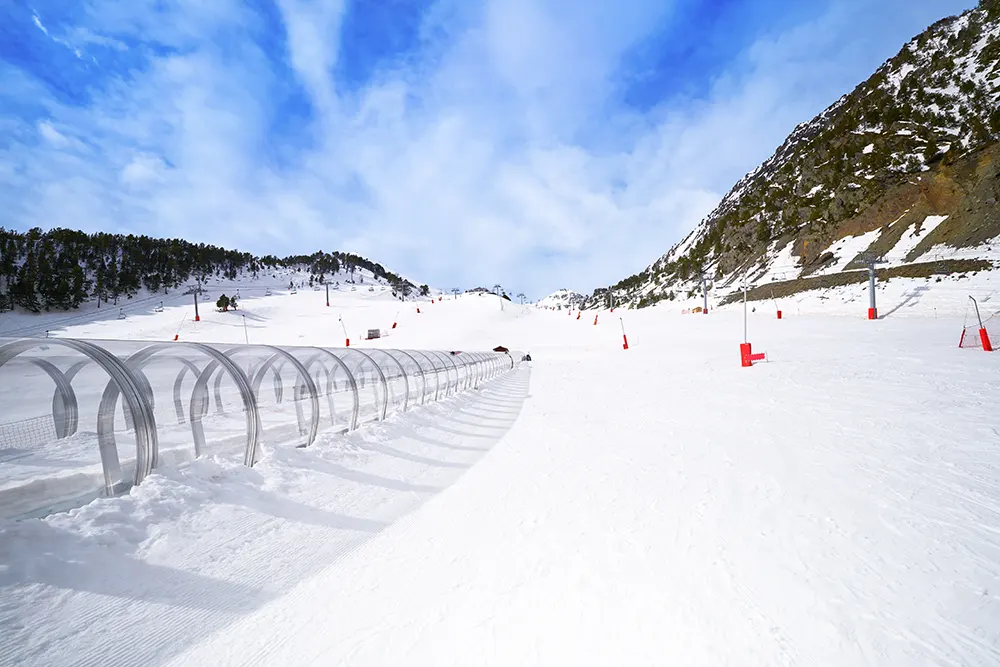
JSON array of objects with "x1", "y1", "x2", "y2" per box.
[
  {"x1": 37, "y1": 121, "x2": 69, "y2": 147},
  {"x1": 121, "y1": 154, "x2": 167, "y2": 185},
  {"x1": 32, "y1": 14, "x2": 48, "y2": 35},
  {"x1": 3, "y1": 0, "x2": 978, "y2": 297}
]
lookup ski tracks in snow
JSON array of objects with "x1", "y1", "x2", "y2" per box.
[{"x1": 0, "y1": 369, "x2": 530, "y2": 667}]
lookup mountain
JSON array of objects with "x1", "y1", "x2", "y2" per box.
[
  {"x1": 0, "y1": 227, "x2": 418, "y2": 313},
  {"x1": 537, "y1": 289, "x2": 586, "y2": 309},
  {"x1": 597, "y1": 0, "x2": 1000, "y2": 310}
]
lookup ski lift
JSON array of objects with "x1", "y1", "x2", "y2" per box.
[
  {"x1": 290, "y1": 288, "x2": 298, "y2": 294},
  {"x1": 117, "y1": 308, "x2": 127, "y2": 320},
  {"x1": 265, "y1": 288, "x2": 272, "y2": 296},
  {"x1": 153, "y1": 301, "x2": 164, "y2": 313},
  {"x1": 351, "y1": 286, "x2": 356, "y2": 291},
  {"x1": 368, "y1": 286, "x2": 375, "y2": 292}
]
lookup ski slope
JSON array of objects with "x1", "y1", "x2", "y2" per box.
[{"x1": 2, "y1": 280, "x2": 1000, "y2": 666}]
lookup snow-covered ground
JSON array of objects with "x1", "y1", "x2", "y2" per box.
[{"x1": 2, "y1": 277, "x2": 999, "y2": 666}]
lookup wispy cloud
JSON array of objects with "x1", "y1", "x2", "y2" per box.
[
  {"x1": 32, "y1": 14, "x2": 48, "y2": 35},
  {"x1": 0, "y1": 0, "x2": 976, "y2": 296}
]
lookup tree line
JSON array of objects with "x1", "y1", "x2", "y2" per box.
[{"x1": 0, "y1": 227, "x2": 415, "y2": 313}]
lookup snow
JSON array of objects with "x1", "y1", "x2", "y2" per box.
[
  {"x1": 863, "y1": 143, "x2": 875, "y2": 154},
  {"x1": 810, "y1": 228, "x2": 882, "y2": 276},
  {"x1": 885, "y1": 215, "x2": 950, "y2": 265},
  {"x1": 754, "y1": 241, "x2": 802, "y2": 284},
  {"x1": 3, "y1": 271, "x2": 1000, "y2": 667}
]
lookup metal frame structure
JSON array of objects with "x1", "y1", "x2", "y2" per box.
[{"x1": 0, "y1": 338, "x2": 515, "y2": 511}]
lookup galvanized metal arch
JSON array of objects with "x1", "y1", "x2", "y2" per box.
[
  {"x1": 418, "y1": 350, "x2": 448, "y2": 396},
  {"x1": 170, "y1": 359, "x2": 207, "y2": 424},
  {"x1": 476, "y1": 353, "x2": 490, "y2": 383},
  {"x1": 244, "y1": 346, "x2": 320, "y2": 448},
  {"x1": 433, "y1": 350, "x2": 461, "y2": 395},
  {"x1": 397, "y1": 349, "x2": 434, "y2": 405},
  {"x1": 405, "y1": 350, "x2": 441, "y2": 402},
  {"x1": 0, "y1": 338, "x2": 158, "y2": 496},
  {"x1": 117, "y1": 342, "x2": 259, "y2": 468},
  {"x1": 363, "y1": 349, "x2": 411, "y2": 413},
  {"x1": 22, "y1": 358, "x2": 80, "y2": 440},
  {"x1": 451, "y1": 353, "x2": 472, "y2": 391},
  {"x1": 216, "y1": 358, "x2": 283, "y2": 414},
  {"x1": 346, "y1": 349, "x2": 390, "y2": 420},
  {"x1": 184, "y1": 348, "x2": 263, "y2": 466},
  {"x1": 303, "y1": 348, "x2": 360, "y2": 430}
]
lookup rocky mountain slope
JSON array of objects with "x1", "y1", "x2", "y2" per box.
[{"x1": 597, "y1": 0, "x2": 1000, "y2": 310}]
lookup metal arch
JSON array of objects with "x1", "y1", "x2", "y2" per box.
[
  {"x1": 398, "y1": 349, "x2": 433, "y2": 405},
  {"x1": 22, "y1": 358, "x2": 80, "y2": 440},
  {"x1": 302, "y1": 356, "x2": 336, "y2": 426},
  {"x1": 420, "y1": 350, "x2": 451, "y2": 396},
  {"x1": 0, "y1": 338, "x2": 158, "y2": 496},
  {"x1": 216, "y1": 358, "x2": 283, "y2": 414},
  {"x1": 347, "y1": 349, "x2": 390, "y2": 421},
  {"x1": 384, "y1": 349, "x2": 428, "y2": 408},
  {"x1": 407, "y1": 350, "x2": 442, "y2": 402},
  {"x1": 118, "y1": 343, "x2": 259, "y2": 468},
  {"x1": 465, "y1": 352, "x2": 481, "y2": 389},
  {"x1": 479, "y1": 352, "x2": 493, "y2": 384},
  {"x1": 242, "y1": 346, "x2": 320, "y2": 447},
  {"x1": 473, "y1": 352, "x2": 488, "y2": 387},
  {"x1": 363, "y1": 349, "x2": 411, "y2": 413},
  {"x1": 170, "y1": 359, "x2": 208, "y2": 424},
  {"x1": 435, "y1": 351, "x2": 461, "y2": 395},
  {"x1": 186, "y1": 349, "x2": 262, "y2": 466},
  {"x1": 303, "y1": 348, "x2": 361, "y2": 431},
  {"x1": 452, "y1": 353, "x2": 472, "y2": 391}
]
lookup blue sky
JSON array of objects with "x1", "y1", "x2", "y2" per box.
[{"x1": 0, "y1": 0, "x2": 976, "y2": 297}]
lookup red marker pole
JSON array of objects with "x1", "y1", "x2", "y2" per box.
[
  {"x1": 339, "y1": 315, "x2": 350, "y2": 347},
  {"x1": 620, "y1": 318, "x2": 629, "y2": 350}
]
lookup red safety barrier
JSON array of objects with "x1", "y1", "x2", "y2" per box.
[
  {"x1": 868, "y1": 307, "x2": 877, "y2": 320},
  {"x1": 593, "y1": 314, "x2": 598, "y2": 325},
  {"x1": 981, "y1": 328, "x2": 994, "y2": 352},
  {"x1": 622, "y1": 334, "x2": 629, "y2": 350},
  {"x1": 740, "y1": 342, "x2": 767, "y2": 367},
  {"x1": 776, "y1": 310, "x2": 782, "y2": 319},
  {"x1": 345, "y1": 338, "x2": 350, "y2": 347}
]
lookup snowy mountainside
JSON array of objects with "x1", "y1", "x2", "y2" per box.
[
  {"x1": 597, "y1": 0, "x2": 1000, "y2": 310},
  {"x1": 536, "y1": 289, "x2": 584, "y2": 309},
  {"x1": 0, "y1": 227, "x2": 428, "y2": 315}
]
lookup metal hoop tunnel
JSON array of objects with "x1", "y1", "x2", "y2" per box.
[{"x1": 0, "y1": 337, "x2": 517, "y2": 520}]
